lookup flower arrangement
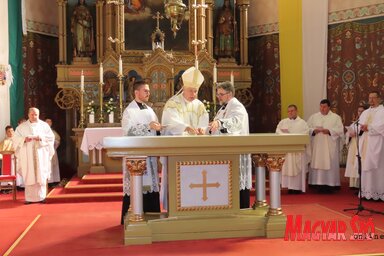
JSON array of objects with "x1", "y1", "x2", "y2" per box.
[
  {"x1": 104, "y1": 98, "x2": 116, "y2": 114},
  {"x1": 203, "y1": 100, "x2": 211, "y2": 113},
  {"x1": 85, "y1": 100, "x2": 96, "y2": 114}
]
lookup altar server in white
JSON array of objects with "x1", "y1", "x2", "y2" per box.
[
  {"x1": 208, "y1": 81, "x2": 252, "y2": 208},
  {"x1": 121, "y1": 80, "x2": 162, "y2": 223},
  {"x1": 45, "y1": 118, "x2": 61, "y2": 185},
  {"x1": 161, "y1": 66, "x2": 209, "y2": 210},
  {"x1": 13, "y1": 107, "x2": 55, "y2": 204},
  {"x1": 358, "y1": 91, "x2": 384, "y2": 201},
  {"x1": 276, "y1": 104, "x2": 310, "y2": 193},
  {"x1": 344, "y1": 105, "x2": 367, "y2": 189},
  {"x1": 307, "y1": 99, "x2": 344, "y2": 193}
]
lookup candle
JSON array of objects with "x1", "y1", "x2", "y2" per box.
[
  {"x1": 80, "y1": 70, "x2": 84, "y2": 91},
  {"x1": 100, "y1": 62, "x2": 103, "y2": 83},
  {"x1": 119, "y1": 55, "x2": 123, "y2": 76},
  {"x1": 230, "y1": 70, "x2": 234, "y2": 85},
  {"x1": 195, "y1": 59, "x2": 199, "y2": 70},
  {"x1": 213, "y1": 63, "x2": 217, "y2": 83}
]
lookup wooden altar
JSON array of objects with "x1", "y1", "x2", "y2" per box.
[{"x1": 104, "y1": 133, "x2": 309, "y2": 245}]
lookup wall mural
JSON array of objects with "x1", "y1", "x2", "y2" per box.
[{"x1": 124, "y1": 0, "x2": 189, "y2": 51}]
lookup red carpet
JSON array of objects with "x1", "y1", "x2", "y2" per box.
[{"x1": 1, "y1": 185, "x2": 383, "y2": 255}]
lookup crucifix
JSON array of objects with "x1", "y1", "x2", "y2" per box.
[
  {"x1": 152, "y1": 11, "x2": 164, "y2": 30},
  {"x1": 189, "y1": 170, "x2": 220, "y2": 201}
]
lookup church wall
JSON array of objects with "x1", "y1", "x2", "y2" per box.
[
  {"x1": 25, "y1": 0, "x2": 58, "y2": 36},
  {"x1": 22, "y1": 32, "x2": 74, "y2": 178}
]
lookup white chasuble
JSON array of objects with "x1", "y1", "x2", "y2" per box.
[
  {"x1": 212, "y1": 97, "x2": 252, "y2": 190},
  {"x1": 307, "y1": 111, "x2": 344, "y2": 186},
  {"x1": 276, "y1": 117, "x2": 309, "y2": 192},
  {"x1": 13, "y1": 120, "x2": 55, "y2": 202},
  {"x1": 358, "y1": 105, "x2": 384, "y2": 200},
  {"x1": 121, "y1": 101, "x2": 160, "y2": 195}
]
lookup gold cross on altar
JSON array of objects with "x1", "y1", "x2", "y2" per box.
[
  {"x1": 152, "y1": 11, "x2": 164, "y2": 30},
  {"x1": 189, "y1": 170, "x2": 220, "y2": 201}
]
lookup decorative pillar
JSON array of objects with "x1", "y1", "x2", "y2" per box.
[
  {"x1": 126, "y1": 157, "x2": 147, "y2": 222},
  {"x1": 57, "y1": 0, "x2": 67, "y2": 64},
  {"x1": 265, "y1": 154, "x2": 285, "y2": 216},
  {"x1": 205, "y1": 0, "x2": 214, "y2": 56},
  {"x1": 252, "y1": 154, "x2": 268, "y2": 209},
  {"x1": 197, "y1": 0, "x2": 207, "y2": 51},
  {"x1": 237, "y1": 0, "x2": 250, "y2": 65},
  {"x1": 105, "y1": 1, "x2": 113, "y2": 51},
  {"x1": 118, "y1": 2, "x2": 125, "y2": 53},
  {"x1": 96, "y1": 0, "x2": 105, "y2": 60}
]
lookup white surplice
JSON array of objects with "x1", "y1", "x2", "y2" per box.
[
  {"x1": 307, "y1": 111, "x2": 344, "y2": 186},
  {"x1": 211, "y1": 97, "x2": 252, "y2": 191},
  {"x1": 276, "y1": 116, "x2": 310, "y2": 192},
  {"x1": 48, "y1": 129, "x2": 61, "y2": 183},
  {"x1": 121, "y1": 101, "x2": 160, "y2": 196},
  {"x1": 160, "y1": 94, "x2": 209, "y2": 209},
  {"x1": 358, "y1": 105, "x2": 384, "y2": 201},
  {"x1": 344, "y1": 121, "x2": 359, "y2": 188},
  {"x1": 13, "y1": 120, "x2": 55, "y2": 202}
]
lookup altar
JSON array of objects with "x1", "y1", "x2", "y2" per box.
[{"x1": 104, "y1": 133, "x2": 309, "y2": 245}]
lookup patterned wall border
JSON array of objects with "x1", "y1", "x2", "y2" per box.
[
  {"x1": 249, "y1": 3, "x2": 384, "y2": 37},
  {"x1": 328, "y1": 3, "x2": 384, "y2": 24},
  {"x1": 26, "y1": 19, "x2": 58, "y2": 37}
]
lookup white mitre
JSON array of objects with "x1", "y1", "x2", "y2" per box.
[{"x1": 182, "y1": 66, "x2": 204, "y2": 89}]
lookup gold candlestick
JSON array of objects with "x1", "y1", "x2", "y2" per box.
[
  {"x1": 78, "y1": 89, "x2": 85, "y2": 128},
  {"x1": 118, "y1": 74, "x2": 123, "y2": 121},
  {"x1": 212, "y1": 82, "x2": 217, "y2": 114},
  {"x1": 99, "y1": 82, "x2": 104, "y2": 123}
]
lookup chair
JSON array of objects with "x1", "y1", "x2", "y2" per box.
[{"x1": 0, "y1": 151, "x2": 17, "y2": 200}]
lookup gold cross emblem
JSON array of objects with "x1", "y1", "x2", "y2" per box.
[{"x1": 189, "y1": 170, "x2": 220, "y2": 201}]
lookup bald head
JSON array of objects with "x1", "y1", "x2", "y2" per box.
[{"x1": 28, "y1": 107, "x2": 40, "y2": 123}]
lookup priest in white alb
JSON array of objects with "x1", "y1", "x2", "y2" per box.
[
  {"x1": 13, "y1": 107, "x2": 55, "y2": 204},
  {"x1": 276, "y1": 104, "x2": 310, "y2": 193},
  {"x1": 208, "y1": 81, "x2": 252, "y2": 208},
  {"x1": 307, "y1": 99, "x2": 344, "y2": 193},
  {"x1": 358, "y1": 91, "x2": 384, "y2": 201},
  {"x1": 160, "y1": 66, "x2": 209, "y2": 210},
  {"x1": 121, "y1": 80, "x2": 162, "y2": 223}
]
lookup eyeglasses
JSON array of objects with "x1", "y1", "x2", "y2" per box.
[{"x1": 217, "y1": 92, "x2": 230, "y2": 97}]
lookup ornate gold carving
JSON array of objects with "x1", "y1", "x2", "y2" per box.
[
  {"x1": 55, "y1": 88, "x2": 80, "y2": 110},
  {"x1": 129, "y1": 213, "x2": 144, "y2": 222},
  {"x1": 266, "y1": 155, "x2": 285, "y2": 172},
  {"x1": 267, "y1": 207, "x2": 283, "y2": 216},
  {"x1": 176, "y1": 160, "x2": 232, "y2": 211},
  {"x1": 252, "y1": 154, "x2": 268, "y2": 167},
  {"x1": 252, "y1": 200, "x2": 268, "y2": 209},
  {"x1": 126, "y1": 158, "x2": 147, "y2": 176}
]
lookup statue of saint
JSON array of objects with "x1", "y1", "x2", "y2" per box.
[
  {"x1": 214, "y1": 0, "x2": 237, "y2": 58},
  {"x1": 71, "y1": 0, "x2": 95, "y2": 57}
]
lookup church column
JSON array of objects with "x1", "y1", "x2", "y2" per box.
[
  {"x1": 265, "y1": 155, "x2": 285, "y2": 216},
  {"x1": 252, "y1": 154, "x2": 268, "y2": 209},
  {"x1": 126, "y1": 157, "x2": 147, "y2": 222},
  {"x1": 117, "y1": 2, "x2": 125, "y2": 53},
  {"x1": 105, "y1": 1, "x2": 113, "y2": 52},
  {"x1": 205, "y1": 0, "x2": 214, "y2": 56},
  {"x1": 57, "y1": 0, "x2": 67, "y2": 64},
  {"x1": 197, "y1": 0, "x2": 207, "y2": 51},
  {"x1": 237, "y1": 0, "x2": 250, "y2": 65},
  {"x1": 96, "y1": 0, "x2": 105, "y2": 60}
]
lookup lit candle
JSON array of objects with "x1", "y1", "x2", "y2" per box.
[
  {"x1": 230, "y1": 70, "x2": 234, "y2": 85},
  {"x1": 80, "y1": 70, "x2": 84, "y2": 91},
  {"x1": 119, "y1": 55, "x2": 123, "y2": 76},
  {"x1": 99, "y1": 62, "x2": 103, "y2": 83},
  {"x1": 213, "y1": 63, "x2": 217, "y2": 83}
]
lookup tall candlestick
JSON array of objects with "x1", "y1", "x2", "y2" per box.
[
  {"x1": 230, "y1": 70, "x2": 234, "y2": 85},
  {"x1": 100, "y1": 62, "x2": 104, "y2": 84},
  {"x1": 119, "y1": 55, "x2": 123, "y2": 76},
  {"x1": 213, "y1": 63, "x2": 217, "y2": 83},
  {"x1": 80, "y1": 70, "x2": 84, "y2": 92}
]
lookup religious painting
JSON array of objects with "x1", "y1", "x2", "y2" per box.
[
  {"x1": 124, "y1": 0, "x2": 189, "y2": 51},
  {"x1": 124, "y1": 70, "x2": 143, "y2": 103},
  {"x1": 103, "y1": 71, "x2": 118, "y2": 101},
  {"x1": 148, "y1": 69, "x2": 168, "y2": 102}
]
